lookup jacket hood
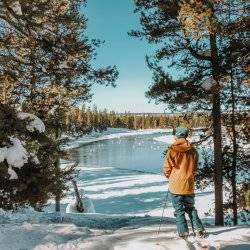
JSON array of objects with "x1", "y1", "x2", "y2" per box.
[{"x1": 171, "y1": 138, "x2": 193, "y2": 152}]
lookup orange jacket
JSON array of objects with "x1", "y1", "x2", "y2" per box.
[{"x1": 163, "y1": 138, "x2": 198, "y2": 195}]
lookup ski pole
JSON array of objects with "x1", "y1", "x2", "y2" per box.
[{"x1": 157, "y1": 190, "x2": 170, "y2": 237}]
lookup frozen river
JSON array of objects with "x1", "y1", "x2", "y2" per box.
[
  {"x1": 70, "y1": 132, "x2": 170, "y2": 174},
  {"x1": 63, "y1": 130, "x2": 213, "y2": 216}
]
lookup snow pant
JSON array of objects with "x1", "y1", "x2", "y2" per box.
[{"x1": 170, "y1": 193, "x2": 204, "y2": 237}]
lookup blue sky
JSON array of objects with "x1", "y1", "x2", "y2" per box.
[{"x1": 83, "y1": 0, "x2": 167, "y2": 113}]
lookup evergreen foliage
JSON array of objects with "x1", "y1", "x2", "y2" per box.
[
  {"x1": 63, "y1": 106, "x2": 214, "y2": 131},
  {"x1": 0, "y1": 104, "x2": 75, "y2": 210}
]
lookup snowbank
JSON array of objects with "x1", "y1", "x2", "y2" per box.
[
  {"x1": 153, "y1": 131, "x2": 212, "y2": 146},
  {"x1": 64, "y1": 128, "x2": 172, "y2": 149}
]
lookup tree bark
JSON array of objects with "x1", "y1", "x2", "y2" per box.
[
  {"x1": 55, "y1": 127, "x2": 61, "y2": 212},
  {"x1": 72, "y1": 180, "x2": 84, "y2": 213},
  {"x1": 230, "y1": 68, "x2": 238, "y2": 226},
  {"x1": 55, "y1": 156, "x2": 61, "y2": 212},
  {"x1": 212, "y1": 93, "x2": 224, "y2": 226},
  {"x1": 55, "y1": 193, "x2": 61, "y2": 212},
  {"x1": 210, "y1": 34, "x2": 224, "y2": 226},
  {"x1": 228, "y1": 0, "x2": 238, "y2": 222}
]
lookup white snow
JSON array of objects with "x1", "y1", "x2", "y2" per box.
[
  {"x1": 153, "y1": 134, "x2": 200, "y2": 144},
  {"x1": 0, "y1": 147, "x2": 7, "y2": 162},
  {"x1": 0, "y1": 112, "x2": 45, "y2": 179},
  {"x1": 0, "y1": 218, "x2": 248, "y2": 250},
  {"x1": 2, "y1": 137, "x2": 28, "y2": 169},
  {"x1": 7, "y1": 166, "x2": 18, "y2": 180},
  {"x1": 84, "y1": 174, "x2": 167, "y2": 200},
  {"x1": 0, "y1": 137, "x2": 29, "y2": 179},
  {"x1": 18, "y1": 112, "x2": 45, "y2": 133},
  {"x1": 52, "y1": 165, "x2": 214, "y2": 219},
  {"x1": 66, "y1": 196, "x2": 95, "y2": 214},
  {"x1": 65, "y1": 128, "x2": 172, "y2": 149}
]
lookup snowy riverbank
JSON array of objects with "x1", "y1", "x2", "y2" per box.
[{"x1": 64, "y1": 128, "x2": 172, "y2": 149}]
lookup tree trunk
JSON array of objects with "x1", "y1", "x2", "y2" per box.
[
  {"x1": 55, "y1": 127, "x2": 61, "y2": 212},
  {"x1": 231, "y1": 158, "x2": 237, "y2": 225},
  {"x1": 55, "y1": 192, "x2": 61, "y2": 212},
  {"x1": 230, "y1": 68, "x2": 238, "y2": 226},
  {"x1": 72, "y1": 180, "x2": 84, "y2": 213},
  {"x1": 212, "y1": 93, "x2": 224, "y2": 226},
  {"x1": 228, "y1": 0, "x2": 238, "y2": 220},
  {"x1": 210, "y1": 33, "x2": 224, "y2": 226}
]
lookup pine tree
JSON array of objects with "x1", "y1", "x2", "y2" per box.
[
  {"x1": 221, "y1": 0, "x2": 249, "y2": 225},
  {"x1": 0, "y1": 0, "x2": 118, "y2": 211},
  {"x1": 131, "y1": 0, "x2": 248, "y2": 225},
  {"x1": 0, "y1": 104, "x2": 75, "y2": 210}
]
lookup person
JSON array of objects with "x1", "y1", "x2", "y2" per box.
[{"x1": 163, "y1": 126, "x2": 206, "y2": 239}]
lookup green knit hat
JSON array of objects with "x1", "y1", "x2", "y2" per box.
[{"x1": 175, "y1": 126, "x2": 189, "y2": 139}]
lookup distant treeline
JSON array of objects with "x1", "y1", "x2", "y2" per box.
[{"x1": 65, "y1": 106, "x2": 212, "y2": 132}]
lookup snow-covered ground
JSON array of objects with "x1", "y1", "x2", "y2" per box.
[
  {"x1": 1, "y1": 165, "x2": 249, "y2": 249},
  {"x1": 60, "y1": 166, "x2": 215, "y2": 219},
  {"x1": 0, "y1": 214, "x2": 249, "y2": 250}
]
